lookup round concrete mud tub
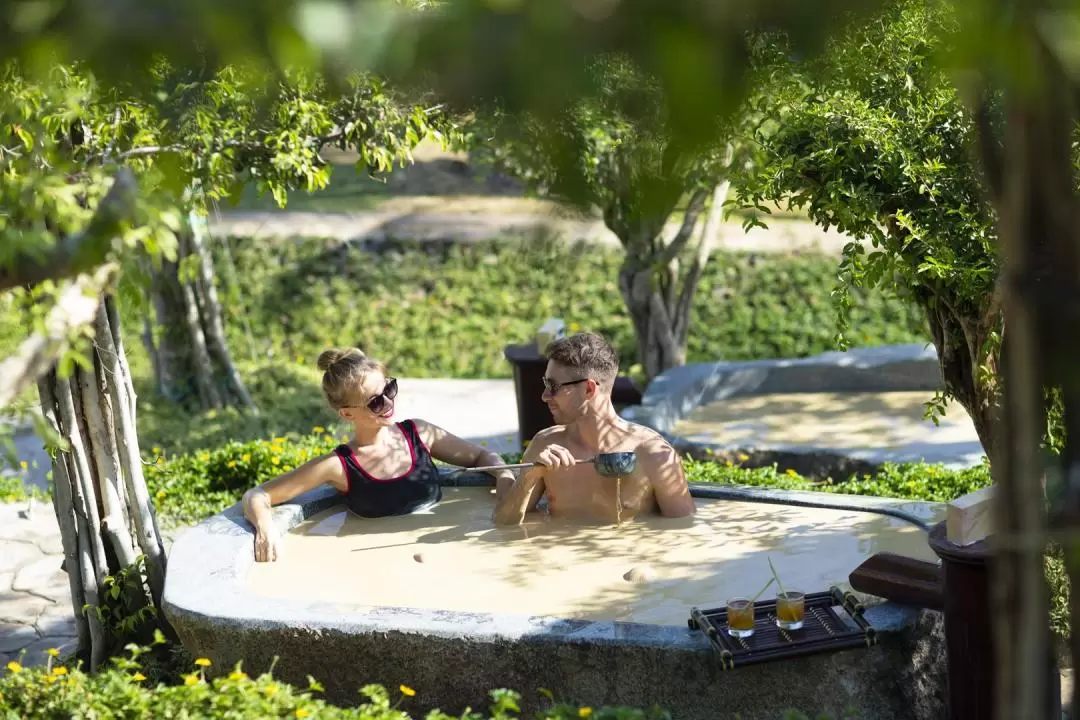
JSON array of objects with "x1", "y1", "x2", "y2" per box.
[{"x1": 163, "y1": 474, "x2": 947, "y2": 720}]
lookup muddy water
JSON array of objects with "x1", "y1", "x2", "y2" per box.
[{"x1": 245, "y1": 488, "x2": 939, "y2": 627}]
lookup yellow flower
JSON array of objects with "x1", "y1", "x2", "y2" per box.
[
  {"x1": 272, "y1": 456, "x2": 281, "y2": 465},
  {"x1": 399, "y1": 684, "x2": 416, "y2": 697},
  {"x1": 46, "y1": 648, "x2": 60, "y2": 657},
  {"x1": 242, "y1": 453, "x2": 251, "y2": 463},
  {"x1": 227, "y1": 461, "x2": 237, "y2": 468},
  {"x1": 184, "y1": 674, "x2": 200, "y2": 686},
  {"x1": 737, "y1": 452, "x2": 750, "y2": 462},
  {"x1": 312, "y1": 426, "x2": 325, "y2": 434},
  {"x1": 52, "y1": 666, "x2": 68, "y2": 676},
  {"x1": 229, "y1": 670, "x2": 248, "y2": 681},
  {"x1": 296, "y1": 709, "x2": 311, "y2": 719},
  {"x1": 44, "y1": 674, "x2": 56, "y2": 684},
  {"x1": 579, "y1": 708, "x2": 593, "y2": 717},
  {"x1": 194, "y1": 657, "x2": 212, "y2": 667},
  {"x1": 264, "y1": 683, "x2": 279, "y2": 696},
  {"x1": 19, "y1": 460, "x2": 28, "y2": 470},
  {"x1": 5, "y1": 661, "x2": 21, "y2": 674},
  {"x1": 569, "y1": 322, "x2": 582, "y2": 332},
  {"x1": 132, "y1": 672, "x2": 146, "y2": 682},
  {"x1": 156, "y1": 490, "x2": 166, "y2": 500},
  {"x1": 785, "y1": 468, "x2": 799, "y2": 477}
]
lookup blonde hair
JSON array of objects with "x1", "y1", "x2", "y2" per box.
[{"x1": 316, "y1": 347, "x2": 386, "y2": 409}]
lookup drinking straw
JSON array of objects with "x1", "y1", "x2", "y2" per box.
[
  {"x1": 767, "y1": 556, "x2": 788, "y2": 597},
  {"x1": 750, "y1": 577, "x2": 776, "y2": 602}
]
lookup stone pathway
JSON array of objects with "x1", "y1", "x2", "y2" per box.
[
  {"x1": 0, "y1": 500, "x2": 80, "y2": 666},
  {"x1": 210, "y1": 209, "x2": 858, "y2": 256}
]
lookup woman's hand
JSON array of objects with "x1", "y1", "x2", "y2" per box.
[{"x1": 254, "y1": 523, "x2": 282, "y2": 563}]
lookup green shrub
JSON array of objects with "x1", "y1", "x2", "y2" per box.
[
  {"x1": 0, "y1": 647, "x2": 668, "y2": 719},
  {"x1": 214, "y1": 236, "x2": 928, "y2": 379},
  {"x1": 683, "y1": 455, "x2": 993, "y2": 503},
  {"x1": 145, "y1": 429, "x2": 343, "y2": 526}
]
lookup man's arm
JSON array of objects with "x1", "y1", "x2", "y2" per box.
[
  {"x1": 492, "y1": 434, "x2": 552, "y2": 525},
  {"x1": 640, "y1": 440, "x2": 696, "y2": 518}
]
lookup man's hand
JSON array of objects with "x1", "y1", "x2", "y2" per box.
[
  {"x1": 254, "y1": 524, "x2": 282, "y2": 562},
  {"x1": 534, "y1": 444, "x2": 577, "y2": 471}
]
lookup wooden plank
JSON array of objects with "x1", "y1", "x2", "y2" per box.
[{"x1": 848, "y1": 552, "x2": 943, "y2": 610}]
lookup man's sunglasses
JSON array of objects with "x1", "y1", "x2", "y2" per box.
[
  {"x1": 347, "y1": 377, "x2": 398, "y2": 414},
  {"x1": 542, "y1": 377, "x2": 589, "y2": 394}
]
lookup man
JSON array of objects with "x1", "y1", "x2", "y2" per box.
[{"x1": 493, "y1": 332, "x2": 696, "y2": 525}]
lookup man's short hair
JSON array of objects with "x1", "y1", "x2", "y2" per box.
[{"x1": 545, "y1": 332, "x2": 619, "y2": 387}]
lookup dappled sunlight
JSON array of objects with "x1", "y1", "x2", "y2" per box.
[
  {"x1": 245, "y1": 488, "x2": 935, "y2": 627},
  {"x1": 674, "y1": 390, "x2": 982, "y2": 464}
]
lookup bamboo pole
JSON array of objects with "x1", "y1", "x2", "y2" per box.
[
  {"x1": 94, "y1": 300, "x2": 167, "y2": 606},
  {"x1": 36, "y1": 372, "x2": 90, "y2": 654},
  {"x1": 76, "y1": 360, "x2": 138, "y2": 570}
]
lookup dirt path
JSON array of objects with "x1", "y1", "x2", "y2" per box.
[{"x1": 210, "y1": 202, "x2": 859, "y2": 256}]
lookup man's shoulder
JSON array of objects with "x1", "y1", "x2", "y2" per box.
[
  {"x1": 527, "y1": 425, "x2": 570, "y2": 447},
  {"x1": 624, "y1": 420, "x2": 674, "y2": 451}
]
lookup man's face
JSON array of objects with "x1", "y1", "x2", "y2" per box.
[{"x1": 541, "y1": 360, "x2": 593, "y2": 424}]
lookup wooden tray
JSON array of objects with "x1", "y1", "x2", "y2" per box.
[{"x1": 688, "y1": 586, "x2": 877, "y2": 670}]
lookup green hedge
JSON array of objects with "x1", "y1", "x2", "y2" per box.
[{"x1": 215, "y1": 236, "x2": 928, "y2": 378}]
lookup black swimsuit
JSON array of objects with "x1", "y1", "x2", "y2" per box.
[{"x1": 333, "y1": 420, "x2": 442, "y2": 518}]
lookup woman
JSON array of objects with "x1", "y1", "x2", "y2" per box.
[{"x1": 242, "y1": 347, "x2": 516, "y2": 562}]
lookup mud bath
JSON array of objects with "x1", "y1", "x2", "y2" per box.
[{"x1": 245, "y1": 487, "x2": 937, "y2": 627}]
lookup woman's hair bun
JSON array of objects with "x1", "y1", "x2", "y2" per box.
[{"x1": 316, "y1": 347, "x2": 365, "y2": 372}]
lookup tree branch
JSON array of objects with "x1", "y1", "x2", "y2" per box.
[
  {"x1": 654, "y1": 187, "x2": 709, "y2": 267},
  {"x1": 0, "y1": 264, "x2": 118, "y2": 410},
  {"x1": 674, "y1": 180, "x2": 730, "y2": 344},
  {"x1": 0, "y1": 169, "x2": 136, "y2": 293}
]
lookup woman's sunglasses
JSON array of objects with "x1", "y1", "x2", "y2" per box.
[{"x1": 366, "y1": 377, "x2": 398, "y2": 414}]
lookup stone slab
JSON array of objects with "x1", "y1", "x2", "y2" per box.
[
  {"x1": 0, "y1": 593, "x2": 51, "y2": 626},
  {"x1": 0, "y1": 622, "x2": 38, "y2": 653},
  {"x1": 0, "y1": 541, "x2": 42, "y2": 574}
]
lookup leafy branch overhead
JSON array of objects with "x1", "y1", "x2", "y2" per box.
[{"x1": 0, "y1": 60, "x2": 448, "y2": 398}]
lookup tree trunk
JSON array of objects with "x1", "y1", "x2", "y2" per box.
[
  {"x1": 37, "y1": 293, "x2": 172, "y2": 669},
  {"x1": 616, "y1": 182, "x2": 729, "y2": 383},
  {"x1": 924, "y1": 301, "x2": 1003, "y2": 467},
  {"x1": 143, "y1": 212, "x2": 257, "y2": 413}
]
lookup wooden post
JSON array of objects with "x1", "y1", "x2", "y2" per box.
[{"x1": 928, "y1": 488, "x2": 1060, "y2": 720}]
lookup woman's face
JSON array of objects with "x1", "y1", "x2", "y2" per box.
[{"x1": 338, "y1": 371, "x2": 398, "y2": 427}]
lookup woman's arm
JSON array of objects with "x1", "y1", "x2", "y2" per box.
[
  {"x1": 242, "y1": 453, "x2": 345, "y2": 561},
  {"x1": 412, "y1": 419, "x2": 516, "y2": 497}
]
